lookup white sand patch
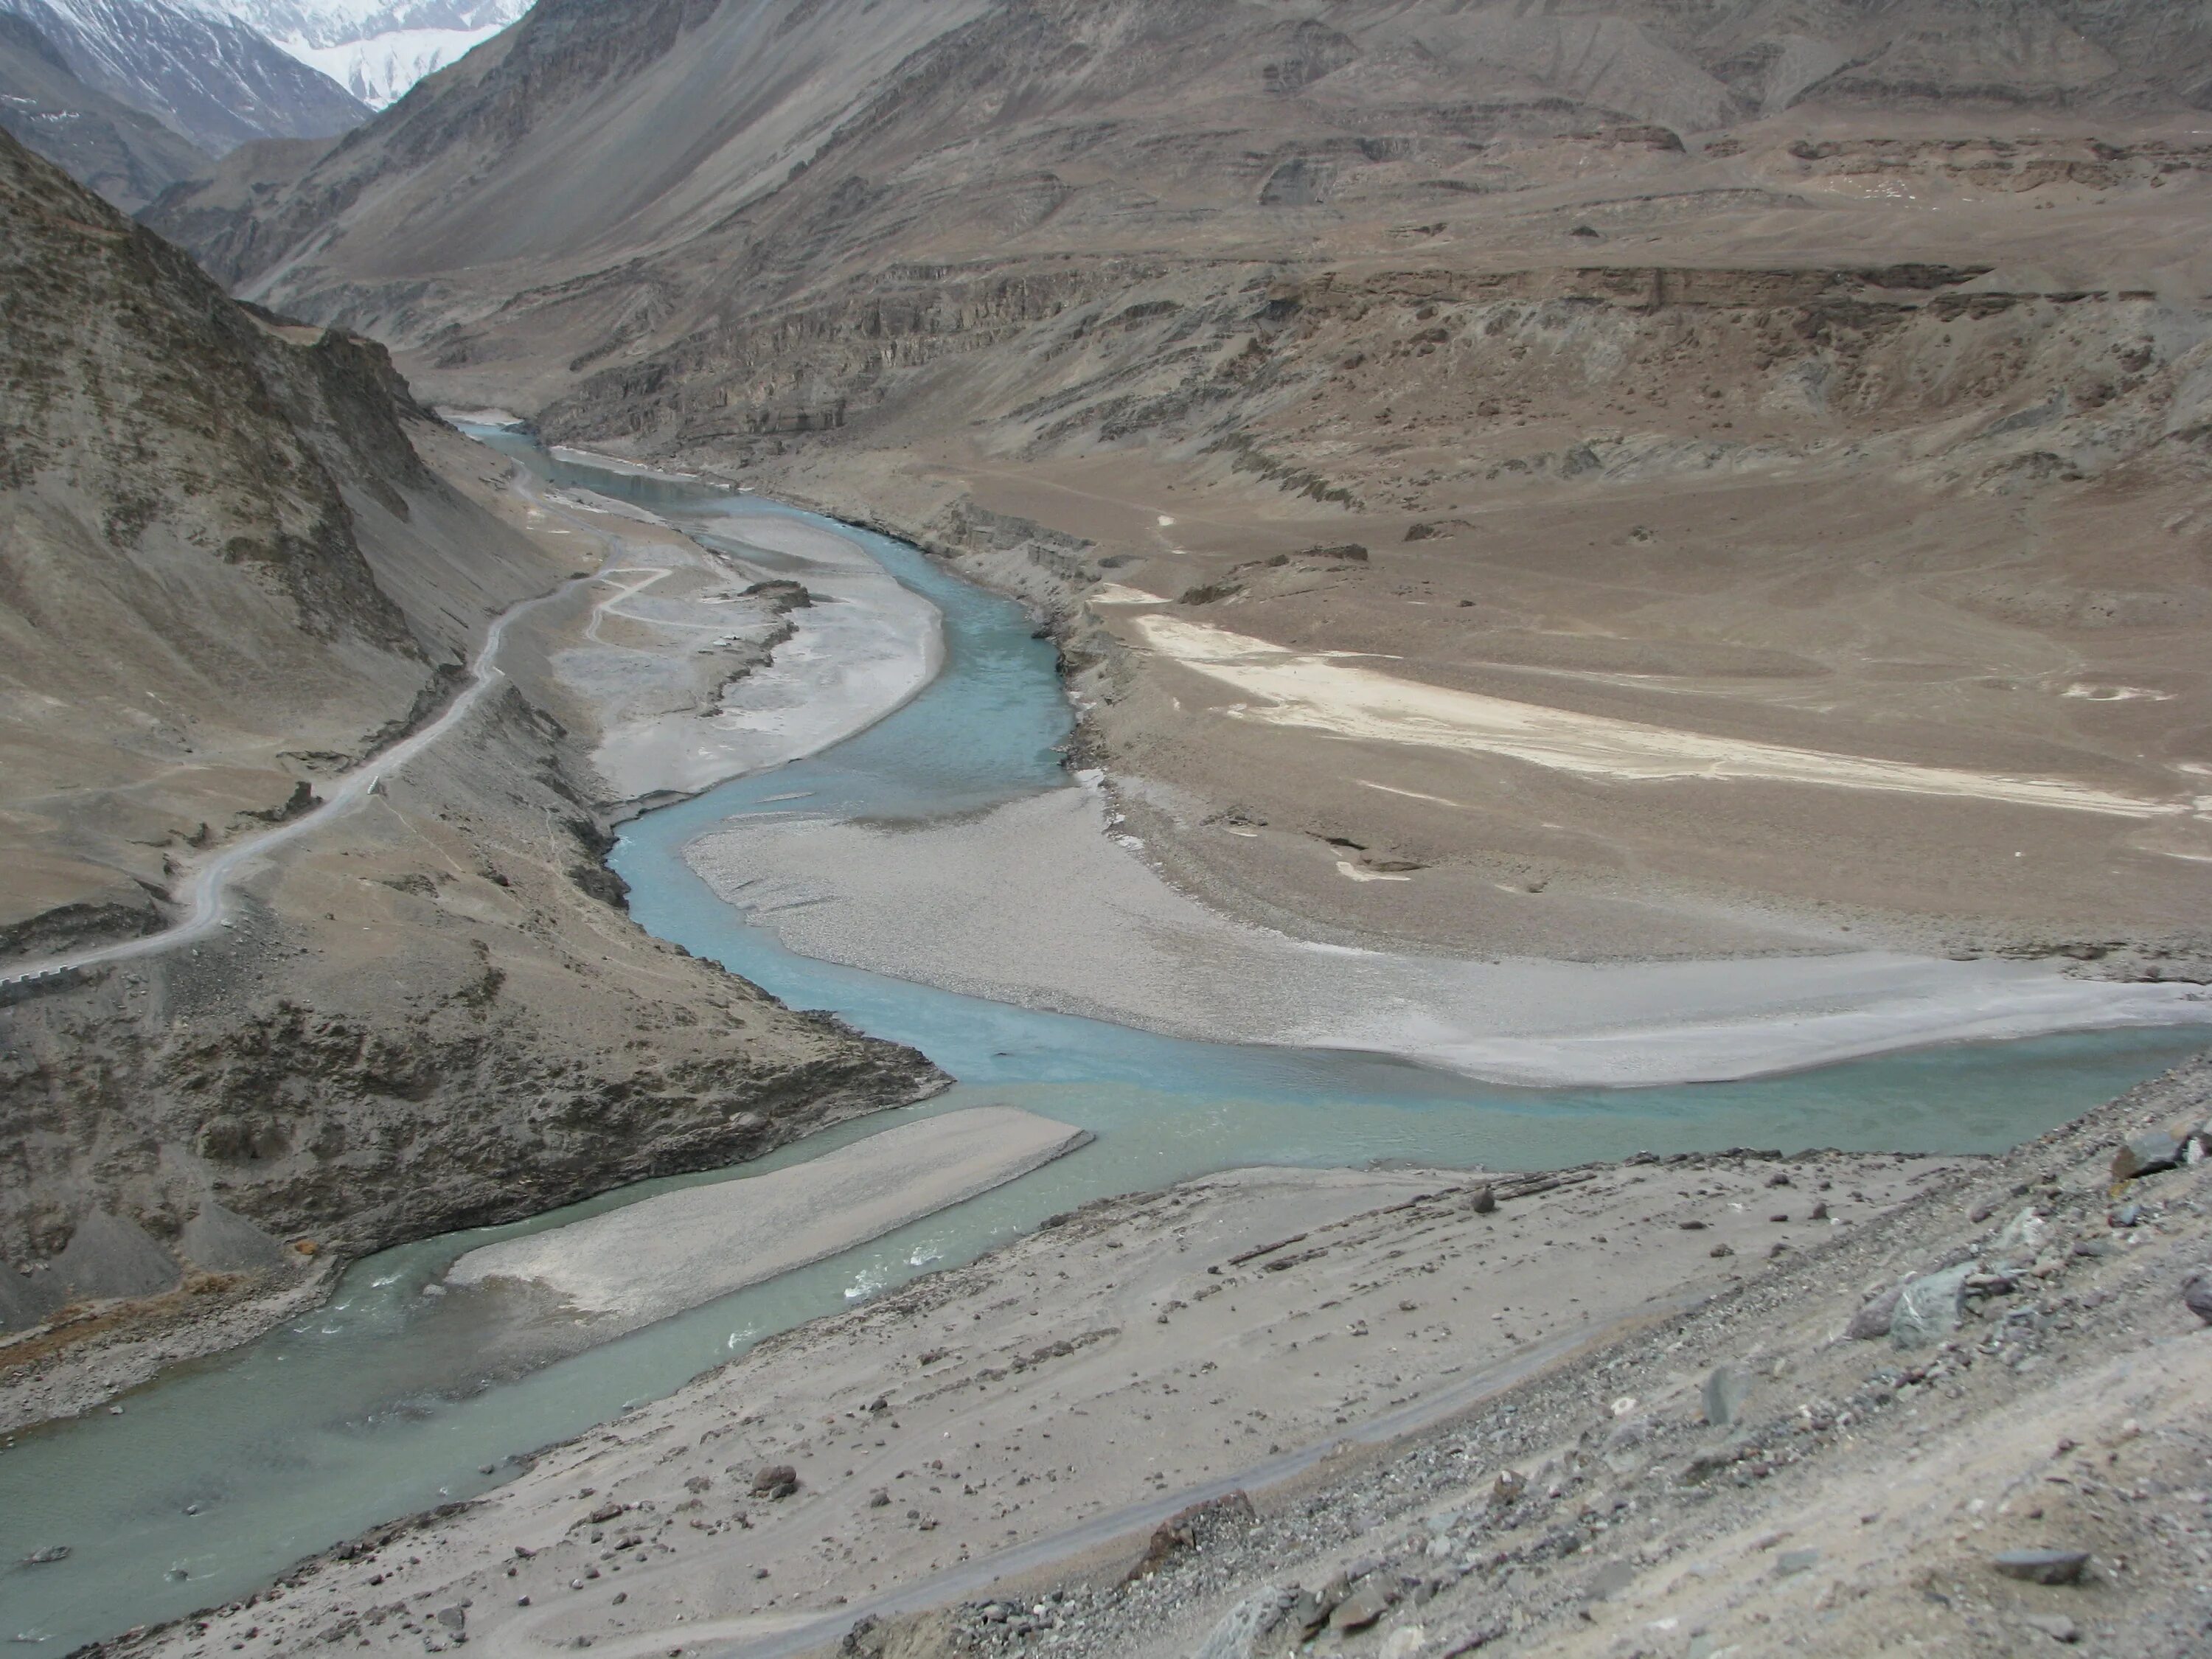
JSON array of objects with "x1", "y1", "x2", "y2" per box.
[
  {"x1": 1336, "y1": 860, "x2": 1411, "y2": 882},
  {"x1": 2062, "y1": 684, "x2": 2174, "y2": 702},
  {"x1": 686, "y1": 785, "x2": 2211, "y2": 1086},
  {"x1": 1087, "y1": 583, "x2": 1169, "y2": 606},
  {"x1": 1358, "y1": 778, "x2": 1472, "y2": 810},
  {"x1": 1133, "y1": 616, "x2": 2188, "y2": 820},
  {"x1": 547, "y1": 445, "x2": 700, "y2": 481},
  {"x1": 578, "y1": 511, "x2": 942, "y2": 799},
  {"x1": 445, "y1": 1108, "x2": 1091, "y2": 1335}
]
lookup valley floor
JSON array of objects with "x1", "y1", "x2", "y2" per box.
[{"x1": 89, "y1": 1058, "x2": 2212, "y2": 1659}]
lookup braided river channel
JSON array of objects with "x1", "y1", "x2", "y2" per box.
[{"x1": 2, "y1": 441, "x2": 2204, "y2": 1649}]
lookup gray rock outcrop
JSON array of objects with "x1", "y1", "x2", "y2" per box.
[
  {"x1": 179, "y1": 1203, "x2": 293, "y2": 1274},
  {"x1": 51, "y1": 1211, "x2": 180, "y2": 1304}
]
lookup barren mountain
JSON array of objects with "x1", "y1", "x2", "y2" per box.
[
  {"x1": 0, "y1": 129, "x2": 938, "y2": 1366},
  {"x1": 1, "y1": 0, "x2": 369, "y2": 154},
  {"x1": 142, "y1": 0, "x2": 2212, "y2": 973},
  {"x1": 0, "y1": 8, "x2": 212, "y2": 207}
]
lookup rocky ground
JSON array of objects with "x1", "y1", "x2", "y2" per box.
[
  {"x1": 74, "y1": 1051, "x2": 2212, "y2": 1659},
  {"x1": 869, "y1": 1057, "x2": 2212, "y2": 1659}
]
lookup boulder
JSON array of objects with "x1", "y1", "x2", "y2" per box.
[
  {"x1": 1993, "y1": 1209, "x2": 2048, "y2": 1264},
  {"x1": 2112, "y1": 1132, "x2": 2182, "y2": 1183},
  {"x1": 1892, "y1": 1263, "x2": 1976, "y2": 1348},
  {"x1": 1193, "y1": 1587, "x2": 1298, "y2": 1659},
  {"x1": 51, "y1": 1211, "x2": 180, "y2": 1304},
  {"x1": 1125, "y1": 1491, "x2": 1253, "y2": 1580},
  {"x1": 179, "y1": 1202, "x2": 293, "y2": 1274},
  {"x1": 2183, "y1": 1269, "x2": 2212, "y2": 1326},
  {"x1": 750, "y1": 1465, "x2": 800, "y2": 1500},
  {"x1": 1329, "y1": 1579, "x2": 1397, "y2": 1633},
  {"x1": 1992, "y1": 1548, "x2": 2090, "y2": 1585},
  {"x1": 1702, "y1": 1366, "x2": 1751, "y2": 1427},
  {"x1": 1847, "y1": 1284, "x2": 1905, "y2": 1340}
]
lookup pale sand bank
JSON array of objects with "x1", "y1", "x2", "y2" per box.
[
  {"x1": 445, "y1": 1107, "x2": 1090, "y2": 1335},
  {"x1": 582, "y1": 512, "x2": 942, "y2": 799},
  {"x1": 1131, "y1": 615, "x2": 2197, "y2": 823},
  {"x1": 686, "y1": 784, "x2": 2211, "y2": 1086}
]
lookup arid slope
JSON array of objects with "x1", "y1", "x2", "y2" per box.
[{"x1": 0, "y1": 133, "x2": 941, "y2": 1395}]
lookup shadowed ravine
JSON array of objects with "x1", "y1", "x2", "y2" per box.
[{"x1": 0, "y1": 449, "x2": 2202, "y2": 1652}]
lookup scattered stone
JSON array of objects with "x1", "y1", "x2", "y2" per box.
[
  {"x1": 1585, "y1": 1559, "x2": 1637, "y2": 1599},
  {"x1": 1848, "y1": 1284, "x2": 1905, "y2": 1340},
  {"x1": 1892, "y1": 1263, "x2": 1976, "y2": 1348},
  {"x1": 1995, "y1": 1210, "x2": 2049, "y2": 1262},
  {"x1": 2112, "y1": 1133, "x2": 2182, "y2": 1183},
  {"x1": 749, "y1": 1466, "x2": 800, "y2": 1501},
  {"x1": 2020, "y1": 1613, "x2": 2080, "y2": 1644},
  {"x1": 22, "y1": 1545, "x2": 70, "y2": 1565},
  {"x1": 2182, "y1": 1269, "x2": 2212, "y2": 1326},
  {"x1": 1126, "y1": 1492, "x2": 1254, "y2": 1581},
  {"x1": 1193, "y1": 1587, "x2": 1298, "y2": 1659},
  {"x1": 1701, "y1": 1366, "x2": 1750, "y2": 1427},
  {"x1": 435, "y1": 1607, "x2": 466, "y2": 1632},
  {"x1": 1468, "y1": 1186, "x2": 1496, "y2": 1215},
  {"x1": 1708, "y1": 1243, "x2": 1733, "y2": 1258},
  {"x1": 1329, "y1": 1578, "x2": 1397, "y2": 1632},
  {"x1": 1298, "y1": 542, "x2": 1370, "y2": 563},
  {"x1": 1380, "y1": 1625, "x2": 1428, "y2": 1659},
  {"x1": 1809, "y1": 1200, "x2": 1830, "y2": 1220},
  {"x1": 1491, "y1": 1469, "x2": 1526, "y2": 1506},
  {"x1": 1992, "y1": 1548, "x2": 2091, "y2": 1585},
  {"x1": 1775, "y1": 1548, "x2": 1820, "y2": 1577}
]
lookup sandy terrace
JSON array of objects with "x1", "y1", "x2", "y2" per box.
[{"x1": 117, "y1": 1147, "x2": 1969, "y2": 1658}]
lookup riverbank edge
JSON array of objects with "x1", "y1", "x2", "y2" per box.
[
  {"x1": 745, "y1": 467, "x2": 2212, "y2": 989},
  {"x1": 68, "y1": 1048, "x2": 2212, "y2": 1659},
  {"x1": 0, "y1": 462, "x2": 954, "y2": 1438}
]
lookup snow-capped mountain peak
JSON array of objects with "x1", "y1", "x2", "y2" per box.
[
  {"x1": 202, "y1": 0, "x2": 528, "y2": 106},
  {"x1": 1, "y1": 0, "x2": 369, "y2": 152}
]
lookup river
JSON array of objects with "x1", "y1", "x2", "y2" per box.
[{"x1": 0, "y1": 443, "x2": 2201, "y2": 1649}]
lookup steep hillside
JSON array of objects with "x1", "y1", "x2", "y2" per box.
[
  {"x1": 0, "y1": 9, "x2": 212, "y2": 206},
  {"x1": 0, "y1": 130, "x2": 939, "y2": 1385},
  {"x1": 1, "y1": 0, "x2": 368, "y2": 153}
]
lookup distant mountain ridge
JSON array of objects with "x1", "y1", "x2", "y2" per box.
[
  {"x1": 204, "y1": 0, "x2": 529, "y2": 107},
  {"x1": 0, "y1": 7, "x2": 212, "y2": 206},
  {"x1": 0, "y1": 0, "x2": 369, "y2": 153}
]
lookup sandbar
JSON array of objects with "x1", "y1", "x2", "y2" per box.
[{"x1": 445, "y1": 1107, "x2": 1091, "y2": 1335}]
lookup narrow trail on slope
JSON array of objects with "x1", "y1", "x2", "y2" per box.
[{"x1": 0, "y1": 478, "x2": 613, "y2": 988}]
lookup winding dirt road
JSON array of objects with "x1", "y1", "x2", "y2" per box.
[{"x1": 0, "y1": 534, "x2": 604, "y2": 989}]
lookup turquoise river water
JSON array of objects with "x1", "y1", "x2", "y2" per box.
[{"x1": 1, "y1": 442, "x2": 2201, "y2": 1649}]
